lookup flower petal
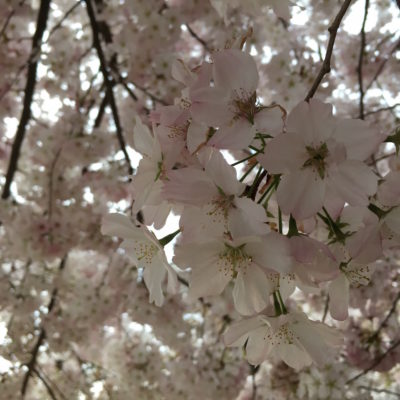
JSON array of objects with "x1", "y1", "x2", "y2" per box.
[
  {"x1": 233, "y1": 264, "x2": 270, "y2": 315},
  {"x1": 258, "y1": 132, "x2": 307, "y2": 174},
  {"x1": 213, "y1": 49, "x2": 259, "y2": 94},
  {"x1": 277, "y1": 170, "x2": 326, "y2": 220},
  {"x1": 328, "y1": 274, "x2": 349, "y2": 321}
]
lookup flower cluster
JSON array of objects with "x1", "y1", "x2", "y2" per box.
[{"x1": 102, "y1": 46, "x2": 397, "y2": 371}]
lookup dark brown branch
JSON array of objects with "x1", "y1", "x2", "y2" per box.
[
  {"x1": 357, "y1": 0, "x2": 369, "y2": 120},
  {"x1": 32, "y1": 368, "x2": 58, "y2": 400},
  {"x1": 94, "y1": 92, "x2": 109, "y2": 128},
  {"x1": 249, "y1": 170, "x2": 268, "y2": 200},
  {"x1": 365, "y1": 37, "x2": 400, "y2": 92},
  {"x1": 366, "y1": 292, "x2": 400, "y2": 347},
  {"x1": 2, "y1": 0, "x2": 51, "y2": 199},
  {"x1": 21, "y1": 329, "x2": 46, "y2": 396},
  {"x1": 47, "y1": 0, "x2": 83, "y2": 39},
  {"x1": 185, "y1": 24, "x2": 210, "y2": 52},
  {"x1": 364, "y1": 103, "x2": 400, "y2": 117},
  {"x1": 21, "y1": 257, "x2": 67, "y2": 397},
  {"x1": 0, "y1": 1, "x2": 26, "y2": 38},
  {"x1": 347, "y1": 338, "x2": 400, "y2": 384},
  {"x1": 84, "y1": 0, "x2": 133, "y2": 174},
  {"x1": 304, "y1": 0, "x2": 353, "y2": 102},
  {"x1": 358, "y1": 386, "x2": 400, "y2": 398}
]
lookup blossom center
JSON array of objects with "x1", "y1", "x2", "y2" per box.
[
  {"x1": 232, "y1": 91, "x2": 257, "y2": 124},
  {"x1": 217, "y1": 243, "x2": 252, "y2": 278},
  {"x1": 303, "y1": 143, "x2": 329, "y2": 179},
  {"x1": 134, "y1": 241, "x2": 158, "y2": 265}
]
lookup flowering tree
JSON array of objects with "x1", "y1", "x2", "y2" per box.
[{"x1": 1, "y1": 0, "x2": 400, "y2": 398}]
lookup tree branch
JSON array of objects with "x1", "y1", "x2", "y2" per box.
[
  {"x1": 357, "y1": 0, "x2": 369, "y2": 120},
  {"x1": 47, "y1": 0, "x2": 83, "y2": 39},
  {"x1": 32, "y1": 368, "x2": 58, "y2": 400},
  {"x1": 365, "y1": 37, "x2": 400, "y2": 92},
  {"x1": 185, "y1": 24, "x2": 210, "y2": 52},
  {"x1": 304, "y1": 0, "x2": 353, "y2": 102},
  {"x1": 2, "y1": 0, "x2": 51, "y2": 199},
  {"x1": 21, "y1": 256, "x2": 67, "y2": 397},
  {"x1": 84, "y1": 0, "x2": 133, "y2": 174},
  {"x1": 366, "y1": 291, "x2": 400, "y2": 347},
  {"x1": 347, "y1": 338, "x2": 400, "y2": 384}
]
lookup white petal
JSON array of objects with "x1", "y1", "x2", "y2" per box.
[
  {"x1": 277, "y1": 170, "x2": 326, "y2": 220},
  {"x1": 248, "y1": 231, "x2": 292, "y2": 274},
  {"x1": 163, "y1": 167, "x2": 217, "y2": 205},
  {"x1": 190, "y1": 86, "x2": 233, "y2": 126},
  {"x1": 187, "y1": 121, "x2": 209, "y2": 154},
  {"x1": 378, "y1": 171, "x2": 400, "y2": 207},
  {"x1": 328, "y1": 160, "x2": 377, "y2": 206},
  {"x1": 208, "y1": 119, "x2": 256, "y2": 150},
  {"x1": 233, "y1": 265, "x2": 270, "y2": 315},
  {"x1": 254, "y1": 106, "x2": 285, "y2": 137},
  {"x1": 385, "y1": 207, "x2": 400, "y2": 235},
  {"x1": 275, "y1": 344, "x2": 312, "y2": 369},
  {"x1": 246, "y1": 326, "x2": 272, "y2": 365},
  {"x1": 133, "y1": 116, "x2": 155, "y2": 157},
  {"x1": 223, "y1": 316, "x2": 265, "y2": 347},
  {"x1": 204, "y1": 149, "x2": 244, "y2": 195},
  {"x1": 347, "y1": 223, "x2": 382, "y2": 263},
  {"x1": 287, "y1": 99, "x2": 335, "y2": 145},
  {"x1": 333, "y1": 119, "x2": 383, "y2": 161},
  {"x1": 189, "y1": 262, "x2": 231, "y2": 299},
  {"x1": 213, "y1": 49, "x2": 259, "y2": 94},
  {"x1": 328, "y1": 274, "x2": 349, "y2": 321},
  {"x1": 101, "y1": 213, "x2": 144, "y2": 241},
  {"x1": 142, "y1": 261, "x2": 167, "y2": 307},
  {"x1": 292, "y1": 319, "x2": 338, "y2": 366},
  {"x1": 258, "y1": 132, "x2": 307, "y2": 174}
]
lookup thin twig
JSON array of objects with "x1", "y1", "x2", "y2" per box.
[
  {"x1": 0, "y1": 1, "x2": 26, "y2": 38},
  {"x1": 304, "y1": 0, "x2": 353, "y2": 102},
  {"x1": 185, "y1": 23, "x2": 210, "y2": 52},
  {"x1": 21, "y1": 257, "x2": 67, "y2": 397},
  {"x1": 94, "y1": 91, "x2": 109, "y2": 128},
  {"x1": 366, "y1": 292, "x2": 400, "y2": 347},
  {"x1": 347, "y1": 338, "x2": 400, "y2": 384},
  {"x1": 365, "y1": 37, "x2": 400, "y2": 92},
  {"x1": 357, "y1": 0, "x2": 369, "y2": 120},
  {"x1": 358, "y1": 386, "x2": 400, "y2": 398},
  {"x1": 47, "y1": 0, "x2": 83, "y2": 39},
  {"x1": 2, "y1": 0, "x2": 52, "y2": 199},
  {"x1": 32, "y1": 368, "x2": 58, "y2": 400},
  {"x1": 84, "y1": 0, "x2": 133, "y2": 174},
  {"x1": 364, "y1": 103, "x2": 400, "y2": 117},
  {"x1": 322, "y1": 294, "x2": 330, "y2": 322}
]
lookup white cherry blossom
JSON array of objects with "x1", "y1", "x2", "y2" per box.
[{"x1": 101, "y1": 213, "x2": 178, "y2": 306}]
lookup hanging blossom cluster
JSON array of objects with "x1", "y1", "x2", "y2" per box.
[
  {"x1": 1, "y1": 0, "x2": 400, "y2": 397},
  {"x1": 102, "y1": 45, "x2": 397, "y2": 371}
]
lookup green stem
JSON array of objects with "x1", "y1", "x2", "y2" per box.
[
  {"x1": 278, "y1": 207, "x2": 283, "y2": 234},
  {"x1": 273, "y1": 292, "x2": 282, "y2": 316},
  {"x1": 159, "y1": 229, "x2": 180, "y2": 246},
  {"x1": 277, "y1": 290, "x2": 288, "y2": 315},
  {"x1": 239, "y1": 163, "x2": 257, "y2": 182}
]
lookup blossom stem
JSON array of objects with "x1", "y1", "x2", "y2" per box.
[
  {"x1": 257, "y1": 175, "x2": 279, "y2": 206},
  {"x1": 277, "y1": 290, "x2": 288, "y2": 315},
  {"x1": 273, "y1": 292, "x2": 282, "y2": 316},
  {"x1": 231, "y1": 148, "x2": 262, "y2": 167},
  {"x1": 278, "y1": 207, "x2": 283, "y2": 234},
  {"x1": 159, "y1": 229, "x2": 180, "y2": 247},
  {"x1": 304, "y1": 0, "x2": 353, "y2": 101},
  {"x1": 239, "y1": 163, "x2": 257, "y2": 182}
]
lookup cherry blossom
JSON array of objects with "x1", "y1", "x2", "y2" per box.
[
  {"x1": 101, "y1": 213, "x2": 178, "y2": 306},
  {"x1": 258, "y1": 99, "x2": 383, "y2": 220},
  {"x1": 224, "y1": 311, "x2": 342, "y2": 369}
]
